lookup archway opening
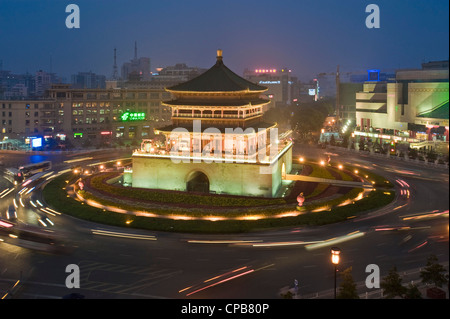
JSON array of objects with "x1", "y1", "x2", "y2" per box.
[{"x1": 186, "y1": 171, "x2": 210, "y2": 193}]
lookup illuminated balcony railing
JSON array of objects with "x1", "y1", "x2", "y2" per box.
[
  {"x1": 133, "y1": 139, "x2": 292, "y2": 165},
  {"x1": 172, "y1": 112, "x2": 262, "y2": 120}
]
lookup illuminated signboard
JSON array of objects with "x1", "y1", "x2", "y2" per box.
[
  {"x1": 259, "y1": 81, "x2": 280, "y2": 84},
  {"x1": 31, "y1": 137, "x2": 42, "y2": 148},
  {"x1": 367, "y1": 69, "x2": 380, "y2": 81},
  {"x1": 255, "y1": 69, "x2": 277, "y2": 73},
  {"x1": 74, "y1": 133, "x2": 83, "y2": 138},
  {"x1": 309, "y1": 89, "x2": 316, "y2": 96},
  {"x1": 121, "y1": 111, "x2": 146, "y2": 121}
]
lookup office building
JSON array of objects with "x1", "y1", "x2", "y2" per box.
[{"x1": 354, "y1": 61, "x2": 449, "y2": 153}]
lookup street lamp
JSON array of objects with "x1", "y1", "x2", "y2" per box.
[{"x1": 331, "y1": 247, "x2": 341, "y2": 299}]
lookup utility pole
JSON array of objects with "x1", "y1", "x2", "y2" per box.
[
  {"x1": 335, "y1": 65, "x2": 340, "y2": 122},
  {"x1": 112, "y1": 48, "x2": 118, "y2": 80}
]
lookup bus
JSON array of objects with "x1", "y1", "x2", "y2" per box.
[
  {"x1": 18, "y1": 161, "x2": 52, "y2": 177},
  {"x1": 4, "y1": 168, "x2": 24, "y2": 185}
]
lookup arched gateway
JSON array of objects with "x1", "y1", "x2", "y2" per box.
[{"x1": 186, "y1": 171, "x2": 210, "y2": 193}]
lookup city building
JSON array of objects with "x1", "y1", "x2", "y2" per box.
[
  {"x1": 115, "y1": 63, "x2": 207, "y2": 90},
  {"x1": 46, "y1": 84, "x2": 171, "y2": 142},
  {"x1": 71, "y1": 71, "x2": 106, "y2": 89},
  {"x1": 337, "y1": 82, "x2": 364, "y2": 123},
  {"x1": 35, "y1": 70, "x2": 61, "y2": 97},
  {"x1": 126, "y1": 50, "x2": 293, "y2": 198},
  {"x1": 0, "y1": 71, "x2": 36, "y2": 99},
  {"x1": 354, "y1": 61, "x2": 449, "y2": 154},
  {"x1": 0, "y1": 84, "x2": 172, "y2": 147},
  {"x1": 316, "y1": 69, "x2": 394, "y2": 100},
  {"x1": 0, "y1": 58, "x2": 210, "y2": 147},
  {"x1": 0, "y1": 100, "x2": 54, "y2": 137},
  {"x1": 297, "y1": 80, "x2": 319, "y2": 103},
  {"x1": 120, "y1": 42, "x2": 151, "y2": 81},
  {"x1": 243, "y1": 68, "x2": 298, "y2": 108}
]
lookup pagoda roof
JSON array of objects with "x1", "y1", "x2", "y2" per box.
[
  {"x1": 162, "y1": 98, "x2": 270, "y2": 108},
  {"x1": 166, "y1": 50, "x2": 268, "y2": 93}
]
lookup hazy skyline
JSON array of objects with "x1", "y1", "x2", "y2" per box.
[{"x1": 0, "y1": 0, "x2": 448, "y2": 81}]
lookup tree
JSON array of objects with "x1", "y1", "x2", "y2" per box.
[
  {"x1": 350, "y1": 141, "x2": 355, "y2": 150},
  {"x1": 291, "y1": 100, "x2": 333, "y2": 136},
  {"x1": 380, "y1": 266, "x2": 406, "y2": 299},
  {"x1": 336, "y1": 267, "x2": 359, "y2": 299},
  {"x1": 329, "y1": 134, "x2": 336, "y2": 146},
  {"x1": 358, "y1": 138, "x2": 365, "y2": 151},
  {"x1": 426, "y1": 150, "x2": 438, "y2": 163},
  {"x1": 420, "y1": 255, "x2": 449, "y2": 288},
  {"x1": 404, "y1": 283, "x2": 422, "y2": 299},
  {"x1": 408, "y1": 148, "x2": 418, "y2": 160},
  {"x1": 341, "y1": 134, "x2": 349, "y2": 148}
]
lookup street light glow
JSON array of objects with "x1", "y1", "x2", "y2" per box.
[{"x1": 331, "y1": 247, "x2": 341, "y2": 265}]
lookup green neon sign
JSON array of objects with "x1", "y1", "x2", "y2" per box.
[
  {"x1": 74, "y1": 133, "x2": 83, "y2": 137},
  {"x1": 121, "y1": 111, "x2": 146, "y2": 121}
]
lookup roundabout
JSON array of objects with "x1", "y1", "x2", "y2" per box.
[
  {"x1": 1, "y1": 146, "x2": 447, "y2": 300},
  {"x1": 42, "y1": 158, "x2": 396, "y2": 233}
]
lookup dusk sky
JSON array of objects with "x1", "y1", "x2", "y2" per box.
[{"x1": 0, "y1": 0, "x2": 448, "y2": 81}]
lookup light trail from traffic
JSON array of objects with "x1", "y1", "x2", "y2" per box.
[{"x1": 91, "y1": 228, "x2": 157, "y2": 241}]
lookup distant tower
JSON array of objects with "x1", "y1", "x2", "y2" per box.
[
  {"x1": 335, "y1": 65, "x2": 340, "y2": 120},
  {"x1": 134, "y1": 41, "x2": 138, "y2": 60},
  {"x1": 112, "y1": 47, "x2": 118, "y2": 80}
]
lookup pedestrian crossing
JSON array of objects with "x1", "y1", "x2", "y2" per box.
[{"x1": 77, "y1": 260, "x2": 182, "y2": 296}]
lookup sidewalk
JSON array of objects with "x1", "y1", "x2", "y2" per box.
[
  {"x1": 280, "y1": 262, "x2": 449, "y2": 299},
  {"x1": 327, "y1": 145, "x2": 449, "y2": 171},
  {"x1": 285, "y1": 174, "x2": 370, "y2": 188}
]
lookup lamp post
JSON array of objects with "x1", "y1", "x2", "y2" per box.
[{"x1": 331, "y1": 247, "x2": 341, "y2": 299}]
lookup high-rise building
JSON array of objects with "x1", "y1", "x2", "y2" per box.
[
  {"x1": 0, "y1": 71, "x2": 35, "y2": 99},
  {"x1": 108, "y1": 63, "x2": 207, "y2": 90},
  {"x1": 243, "y1": 68, "x2": 296, "y2": 108},
  {"x1": 35, "y1": 70, "x2": 60, "y2": 97},
  {"x1": 71, "y1": 72, "x2": 106, "y2": 89},
  {"x1": 120, "y1": 42, "x2": 151, "y2": 81}
]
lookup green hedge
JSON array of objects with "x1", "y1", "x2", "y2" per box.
[{"x1": 88, "y1": 172, "x2": 287, "y2": 207}]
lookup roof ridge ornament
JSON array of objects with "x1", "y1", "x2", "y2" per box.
[{"x1": 216, "y1": 49, "x2": 223, "y2": 64}]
